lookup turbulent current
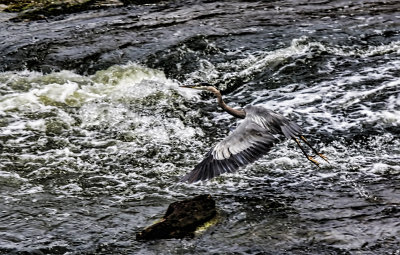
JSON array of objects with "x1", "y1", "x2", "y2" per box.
[{"x1": 1, "y1": 1, "x2": 400, "y2": 254}]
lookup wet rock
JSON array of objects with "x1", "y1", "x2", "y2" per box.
[
  {"x1": 120, "y1": 0, "x2": 164, "y2": 4},
  {"x1": 2, "y1": 0, "x2": 123, "y2": 21},
  {"x1": 136, "y1": 194, "x2": 216, "y2": 240},
  {"x1": 1, "y1": 0, "x2": 166, "y2": 22}
]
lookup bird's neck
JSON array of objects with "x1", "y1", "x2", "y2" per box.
[{"x1": 207, "y1": 87, "x2": 246, "y2": 119}]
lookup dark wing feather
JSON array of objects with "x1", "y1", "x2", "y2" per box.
[
  {"x1": 180, "y1": 119, "x2": 278, "y2": 183},
  {"x1": 244, "y1": 105, "x2": 302, "y2": 139}
]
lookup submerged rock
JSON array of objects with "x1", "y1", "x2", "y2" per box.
[{"x1": 136, "y1": 194, "x2": 217, "y2": 240}]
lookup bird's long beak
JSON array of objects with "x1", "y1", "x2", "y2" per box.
[{"x1": 179, "y1": 84, "x2": 198, "y2": 89}]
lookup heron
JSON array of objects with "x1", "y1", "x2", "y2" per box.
[{"x1": 180, "y1": 82, "x2": 328, "y2": 183}]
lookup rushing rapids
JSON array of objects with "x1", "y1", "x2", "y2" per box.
[{"x1": 1, "y1": 0, "x2": 400, "y2": 254}]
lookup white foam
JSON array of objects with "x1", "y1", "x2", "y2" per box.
[
  {"x1": 0, "y1": 170, "x2": 27, "y2": 183},
  {"x1": 0, "y1": 91, "x2": 43, "y2": 111},
  {"x1": 247, "y1": 60, "x2": 400, "y2": 133},
  {"x1": 1, "y1": 63, "x2": 203, "y2": 151},
  {"x1": 26, "y1": 119, "x2": 46, "y2": 131},
  {"x1": 1, "y1": 120, "x2": 26, "y2": 134},
  {"x1": 369, "y1": 163, "x2": 400, "y2": 175},
  {"x1": 270, "y1": 156, "x2": 300, "y2": 167}
]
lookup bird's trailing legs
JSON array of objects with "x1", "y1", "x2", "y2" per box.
[
  {"x1": 300, "y1": 136, "x2": 329, "y2": 163},
  {"x1": 293, "y1": 136, "x2": 329, "y2": 167}
]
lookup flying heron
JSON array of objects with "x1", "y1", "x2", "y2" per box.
[{"x1": 180, "y1": 82, "x2": 328, "y2": 183}]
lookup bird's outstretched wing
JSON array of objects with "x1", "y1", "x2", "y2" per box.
[{"x1": 181, "y1": 105, "x2": 302, "y2": 183}]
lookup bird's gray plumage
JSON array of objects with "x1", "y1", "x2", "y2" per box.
[{"x1": 181, "y1": 105, "x2": 302, "y2": 183}]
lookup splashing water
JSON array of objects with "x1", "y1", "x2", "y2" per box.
[{"x1": 1, "y1": 16, "x2": 400, "y2": 254}]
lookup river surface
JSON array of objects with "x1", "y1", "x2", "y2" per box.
[{"x1": 1, "y1": 1, "x2": 400, "y2": 254}]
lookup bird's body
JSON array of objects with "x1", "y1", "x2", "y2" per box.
[{"x1": 180, "y1": 84, "x2": 327, "y2": 183}]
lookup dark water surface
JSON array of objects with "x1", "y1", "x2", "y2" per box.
[{"x1": 1, "y1": 1, "x2": 400, "y2": 254}]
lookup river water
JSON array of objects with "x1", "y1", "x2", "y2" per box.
[{"x1": 1, "y1": 1, "x2": 400, "y2": 254}]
